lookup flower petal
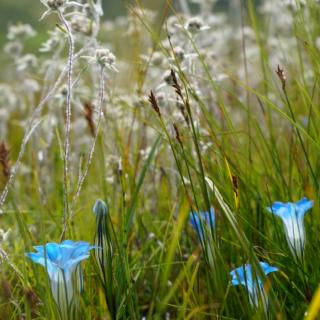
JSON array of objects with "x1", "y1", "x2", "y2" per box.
[
  {"x1": 26, "y1": 252, "x2": 46, "y2": 266},
  {"x1": 45, "y1": 242, "x2": 62, "y2": 262},
  {"x1": 259, "y1": 262, "x2": 279, "y2": 275},
  {"x1": 296, "y1": 198, "x2": 313, "y2": 219}
]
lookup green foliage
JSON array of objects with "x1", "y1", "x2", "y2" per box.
[{"x1": 0, "y1": 0, "x2": 320, "y2": 319}]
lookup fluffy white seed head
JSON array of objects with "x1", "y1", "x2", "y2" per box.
[
  {"x1": 46, "y1": 0, "x2": 66, "y2": 9},
  {"x1": 95, "y1": 48, "x2": 116, "y2": 68},
  {"x1": 186, "y1": 17, "x2": 204, "y2": 32}
]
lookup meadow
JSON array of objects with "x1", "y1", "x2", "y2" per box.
[{"x1": 0, "y1": 0, "x2": 320, "y2": 319}]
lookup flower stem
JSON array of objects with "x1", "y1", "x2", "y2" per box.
[
  {"x1": 60, "y1": 66, "x2": 105, "y2": 240},
  {"x1": 283, "y1": 87, "x2": 318, "y2": 191},
  {"x1": 58, "y1": 10, "x2": 75, "y2": 230}
]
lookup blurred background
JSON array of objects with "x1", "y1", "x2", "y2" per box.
[
  {"x1": 0, "y1": 0, "x2": 261, "y2": 74},
  {"x1": 0, "y1": 0, "x2": 126, "y2": 46},
  {"x1": 0, "y1": 1, "x2": 256, "y2": 46}
]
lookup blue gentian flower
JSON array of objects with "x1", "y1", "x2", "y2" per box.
[
  {"x1": 189, "y1": 207, "x2": 215, "y2": 241},
  {"x1": 230, "y1": 262, "x2": 279, "y2": 307},
  {"x1": 26, "y1": 240, "x2": 94, "y2": 318},
  {"x1": 267, "y1": 197, "x2": 313, "y2": 257}
]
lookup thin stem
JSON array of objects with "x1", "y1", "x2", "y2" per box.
[
  {"x1": 73, "y1": 66, "x2": 105, "y2": 203},
  {"x1": 0, "y1": 121, "x2": 42, "y2": 208},
  {"x1": 58, "y1": 10, "x2": 75, "y2": 226},
  {"x1": 283, "y1": 88, "x2": 318, "y2": 191},
  {"x1": 240, "y1": 0, "x2": 252, "y2": 169},
  {"x1": 60, "y1": 66, "x2": 105, "y2": 240},
  {"x1": 0, "y1": 41, "x2": 94, "y2": 210}
]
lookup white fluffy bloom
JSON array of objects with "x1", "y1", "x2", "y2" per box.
[
  {"x1": 4, "y1": 41, "x2": 23, "y2": 58},
  {"x1": 7, "y1": 23, "x2": 36, "y2": 40},
  {"x1": 82, "y1": 48, "x2": 118, "y2": 72},
  {"x1": 185, "y1": 17, "x2": 210, "y2": 33},
  {"x1": 16, "y1": 54, "x2": 37, "y2": 72},
  {"x1": 39, "y1": 0, "x2": 83, "y2": 20}
]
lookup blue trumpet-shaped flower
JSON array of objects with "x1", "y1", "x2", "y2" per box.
[
  {"x1": 230, "y1": 262, "x2": 279, "y2": 307},
  {"x1": 26, "y1": 240, "x2": 94, "y2": 319},
  {"x1": 267, "y1": 197, "x2": 313, "y2": 257},
  {"x1": 189, "y1": 207, "x2": 215, "y2": 241}
]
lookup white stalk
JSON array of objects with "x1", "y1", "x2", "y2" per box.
[
  {"x1": 0, "y1": 43, "x2": 93, "y2": 210},
  {"x1": 61, "y1": 66, "x2": 105, "y2": 238},
  {"x1": 58, "y1": 10, "x2": 75, "y2": 224}
]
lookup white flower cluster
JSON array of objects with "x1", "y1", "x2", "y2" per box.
[
  {"x1": 82, "y1": 48, "x2": 118, "y2": 72},
  {"x1": 7, "y1": 23, "x2": 36, "y2": 40},
  {"x1": 45, "y1": 0, "x2": 66, "y2": 9}
]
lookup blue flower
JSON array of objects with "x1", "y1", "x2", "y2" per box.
[
  {"x1": 267, "y1": 197, "x2": 313, "y2": 257},
  {"x1": 230, "y1": 262, "x2": 279, "y2": 307},
  {"x1": 189, "y1": 207, "x2": 215, "y2": 241},
  {"x1": 26, "y1": 240, "x2": 94, "y2": 318}
]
